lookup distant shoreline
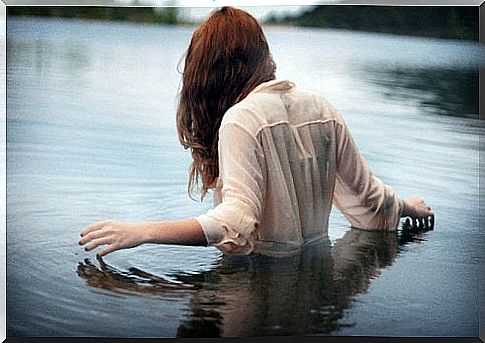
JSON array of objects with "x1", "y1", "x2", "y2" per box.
[
  {"x1": 7, "y1": 7, "x2": 189, "y2": 26},
  {"x1": 7, "y1": 14, "x2": 199, "y2": 28},
  {"x1": 266, "y1": 5, "x2": 478, "y2": 41},
  {"x1": 7, "y1": 6, "x2": 479, "y2": 41}
]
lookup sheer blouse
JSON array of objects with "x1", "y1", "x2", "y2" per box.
[{"x1": 195, "y1": 80, "x2": 403, "y2": 256}]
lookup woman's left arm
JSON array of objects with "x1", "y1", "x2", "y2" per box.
[
  {"x1": 80, "y1": 113, "x2": 265, "y2": 257},
  {"x1": 79, "y1": 219, "x2": 207, "y2": 257}
]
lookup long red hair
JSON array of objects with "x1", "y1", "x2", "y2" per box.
[{"x1": 177, "y1": 7, "x2": 276, "y2": 199}]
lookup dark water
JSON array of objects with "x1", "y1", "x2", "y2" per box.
[{"x1": 5, "y1": 17, "x2": 484, "y2": 337}]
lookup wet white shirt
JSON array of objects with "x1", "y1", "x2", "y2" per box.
[{"x1": 195, "y1": 80, "x2": 403, "y2": 256}]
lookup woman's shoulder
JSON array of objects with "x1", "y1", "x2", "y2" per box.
[
  {"x1": 220, "y1": 80, "x2": 344, "y2": 136},
  {"x1": 220, "y1": 92, "x2": 276, "y2": 136}
]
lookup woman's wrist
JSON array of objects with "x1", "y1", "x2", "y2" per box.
[
  {"x1": 141, "y1": 221, "x2": 166, "y2": 244},
  {"x1": 140, "y1": 219, "x2": 207, "y2": 246}
]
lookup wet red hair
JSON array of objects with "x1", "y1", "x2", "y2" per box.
[{"x1": 176, "y1": 6, "x2": 276, "y2": 199}]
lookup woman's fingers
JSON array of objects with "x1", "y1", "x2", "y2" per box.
[
  {"x1": 402, "y1": 196, "x2": 435, "y2": 231},
  {"x1": 80, "y1": 220, "x2": 115, "y2": 237},
  {"x1": 84, "y1": 237, "x2": 113, "y2": 252},
  {"x1": 79, "y1": 229, "x2": 109, "y2": 246},
  {"x1": 407, "y1": 214, "x2": 434, "y2": 230},
  {"x1": 97, "y1": 244, "x2": 119, "y2": 258},
  {"x1": 79, "y1": 220, "x2": 145, "y2": 257},
  {"x1": 79, "y1": 220, "x2": 118, "y2": 256},
  {"x1": 420, "y1": 217, "x2": 426, "y2": 229}
]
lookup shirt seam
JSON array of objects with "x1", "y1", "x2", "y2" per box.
[{"x1": 255, "y1": 118, "x2": 342, "y2": 136}]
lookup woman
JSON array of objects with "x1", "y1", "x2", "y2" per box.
[{"x1": 79, "y1": 7, "x2": 434, "y2": 258}]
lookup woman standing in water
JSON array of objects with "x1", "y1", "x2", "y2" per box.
[{"x1": 79, "y1": 7, "x2": 434, "y2": 257}]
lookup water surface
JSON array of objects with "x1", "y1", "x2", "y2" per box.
[{"x1": 6, "y1": 17, "x2": 484, "y2": 337}]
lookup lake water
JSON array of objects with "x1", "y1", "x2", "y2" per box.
[{"x1": 5, "y1": 17, "x2": 484, "y2": 337}]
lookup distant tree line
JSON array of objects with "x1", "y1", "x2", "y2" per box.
[
  {"x1": 8, "y1": 6, "x2": 478, "y2": 40},
  {"x1": 8, "y1": 6, "x2": 181, "y2": 25},
  {"x1": 266, "y1": 6, "x2": 478, "y2": 41}
]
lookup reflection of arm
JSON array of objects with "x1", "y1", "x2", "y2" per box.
[
  {"x1": 331, "y1": 229, "x2": 398, "y2": 294},
  {"x1": 333, "y1": 113, "x2": 403, "y2": 230},
  {"x1": 196, "y1": 122, "x2": 266, "y2": 255}
]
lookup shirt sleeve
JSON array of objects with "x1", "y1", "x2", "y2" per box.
[
  {"x1": 195, "y1": 122, "x2": 266, "y2": 255},
  {"x1": 333, "y1": 113, "x2": 404, "y2": 231}
]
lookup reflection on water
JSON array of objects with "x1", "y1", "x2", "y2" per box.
[
  {"x1": 77, "y1": 227, "x2": 429, "y2": 337},
  {"x1": 77, "y1": 258, "x2": 196, "y2": 297},
  {"x1": 360, "y1": 67, "x2": 479, "y2": 118}
]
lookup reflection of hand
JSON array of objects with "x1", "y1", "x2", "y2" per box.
[
  {"x1": 79, "y1": 220, "x2": 151, "y2": 257},
  {"x1": 77, "y1": 258, "x2": 195, "y2": 296},
  {"x1": 402, "y1": 196, "x2": 435, "y2": 229}
]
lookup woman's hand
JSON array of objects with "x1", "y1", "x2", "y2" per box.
[
  {"x1": 79, "y1": 220, "x2": 152, "y2": 257},
  {"x1": 401, "y1": 196, "x2": 435, "y2": 230}
]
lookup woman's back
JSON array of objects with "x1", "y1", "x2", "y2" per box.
[{"x1": 197, "y1": 80, "x2": 403, "y2": 256}]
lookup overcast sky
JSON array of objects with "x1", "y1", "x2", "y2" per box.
[
  {"x1": 118, "y1": 1, "x2": 323, "y2": 22},
  {"x1": 176, "y1": 5, "x2": 319, "y2": 22}
]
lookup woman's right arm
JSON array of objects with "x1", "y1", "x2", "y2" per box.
[{"x1": 332, "y1": 112, "x2": 434, "y2": 230}]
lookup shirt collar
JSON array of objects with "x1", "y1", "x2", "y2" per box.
[{"x1": 249, "y1": 79, "x2": 295, "y2": 95}]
